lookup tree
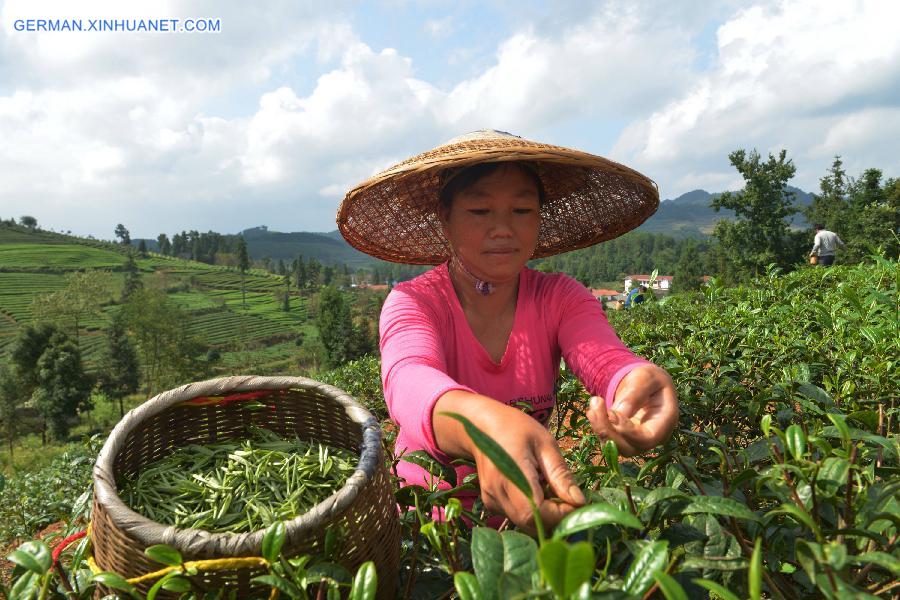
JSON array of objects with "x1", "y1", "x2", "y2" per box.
[
  {"x1": 674, "y1": 239, "x2": 704, "y2": 292},
  {"x1": 115, "y1": 223, "x2": 131, "y2": 245},
  {"x1": 281, "y1": 275, "x2": 291, "y2": 312},
  {"x1": 138, "y1": 239, "x2": 148, "y2": 257},
  {"x1": 97, "y1": 314, "x2": 141, "y2": 418},
  {"x1": 0, "y1": 365, "x2": 21, "y2": 457},
  {"x1": 711, "y1": 149, "x2": 805, "y2": 280},
  {"x1": 121, "y1": 288, "x2": 207, "y2": 396},
  {"x1": 121, "y1": 254, "x2": 143, "y2": 302},
  {"x1": 157, "y1": 233, "x2": 172, "y2": 256},
  {"x1": 805, "y1": 156, "x2": 848, "y2": 234},
  {"x1": 10, "y1": 324, "x2": 58, "y2": 395},
  {"x1": 317, "y1": 286, "x2": 357, "y2": 368},
  {"x1": 32, "y1": 332, "x2": 93, "y2": 441},
  {"x1": 20, "y1": 215, "x2": 38, "y2": 230},
  {"x1": 276, "y1": 259, "x2": 286, "y2": 276},
  {"x1": 307, "y1": 258, "x2": 322, "y2": 288},
  {"x1": 32, "y1": 270, "x2": 109, "y2": 347},
  {"x1": 841, "y1": 169, "x2": 900, "y2": 262},
  {"x1": 237, "y1": 235, "x2": 250, "y2": 309},
  {"x1": 294, "y1": 255, "x2": 307, "y2": 290}
]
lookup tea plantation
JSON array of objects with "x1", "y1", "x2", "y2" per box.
[
  {"x1": 0, "y1": 228, "x2": 316, "y2": 373},
  {"x1": 3, "y1": 256, "x2": 897, "y2": 599}
]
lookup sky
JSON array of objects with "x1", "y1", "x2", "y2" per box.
[{"x1": 0, "y1": 0, "x2": 898, "y2": 240}]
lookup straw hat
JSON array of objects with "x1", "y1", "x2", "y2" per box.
[{"x1": 337, "y1": 129, "x2": 659, "y2": 265}]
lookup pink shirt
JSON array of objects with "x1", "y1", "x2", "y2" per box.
[{"x1": 379, "y1": 263, "x2": 650, "y2": 495}]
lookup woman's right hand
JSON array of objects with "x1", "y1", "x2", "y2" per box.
[{"x1": 433, "y1": 391, "x2": 586, "y2": 534}]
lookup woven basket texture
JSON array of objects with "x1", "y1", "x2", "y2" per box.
[
  {"x1": 337, "y1": 131, "x2": 659, "y2": 264},
  {"x1": 91, "y1": 376, "x2": 399, "y2": 598}
]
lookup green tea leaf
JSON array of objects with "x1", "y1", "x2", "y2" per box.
[
  {"x1": 693, "y1": 578, "x2": 741, "y2": 600},
  {"x1": 785, "y1": 424, "x2": 807, "y2": 460},
  {"x1": 564, "y1": 542, "x2": 596, "y2": 597},
  {"x1": 261, "y1": 521, "x2": 286, "y2": 564},
  {"x1": 622, "y1": 540, "x2": 668, "y2": 596},
  {"x1": 826, "y1": 413, "x2": 851, "y2": 445},
  {"x1": 144, "y1": 544, "x2": 182, "y2": 567},
  {"x1": 441, "y1": 412, "x2": 532, "y2": 502},
  {"x1": 852, "y1": 551, "x2": 900, "y2": 576},
  {"x1": 471, "y1": 527, "x2": 503, "y2": 600},
  {"x1": 92, "y1": 572, "x2": 138, "y2": 596},
  {"x1": 749, "y1": 538, "x2": 762, "y2": 600},
  {"x1": 501, "y1": 530, "x2": 538, "y2": 580},
  {"x1": 454, "y1": 571, "x2": 483, "y2": 600},
  {"x1": 681, "y1": 496, "x2": 761, "y2": 521},
  {"x1": 349, "y1": 561, "x2": 377, "y2": 600},
  {"x1": 252, "y1": 574, "x2": 304, "y2": 598},
  {"x1": 653, "y1": 571, "x2": 688, "y2": 600},
  {"x1": 161, "y1": 575, "x2": 192, "y2": 592},
  {"x1": 538, "y1": 540, "x2": 568, "y2": 597},
  {"x1": 553, "y1": 502, "x2": 643, "y2": 539},
  {"x1": 7, "y1": 541, "x2": 51, "y2": 575}
]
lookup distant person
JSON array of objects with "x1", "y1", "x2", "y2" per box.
[
  {"x1": 810, "y1": 224, "x2": 845, "y2": 266},
  {"x1": 624, "y1": 284, "x2": 647, "y2": 307}
]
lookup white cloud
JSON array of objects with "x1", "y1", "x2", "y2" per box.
[
  {"x1": 612, "y1": 0, "x2": 900, "y2": 198},
  {"x1": 0, "y1": 0, "x2": 897, "y2": 239},
  {"x1": 423, "y1": 16, "x2": 454, "y2": 39}
]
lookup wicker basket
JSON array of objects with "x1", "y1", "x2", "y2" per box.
[{"x1": 91, "y1": 376, "x2": 399, "y2": 598}]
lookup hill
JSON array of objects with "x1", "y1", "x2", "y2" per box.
[
  {"x1": 135, "y1": 226, "x2": 375, "y2": 268},
  {"x1": 637, "y1": 186, "x2": 814, "y2": 238},
  {"x1": 0, "y1": 225, "x2": 319, "y2": 375}
]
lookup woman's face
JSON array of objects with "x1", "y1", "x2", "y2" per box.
[{"x1": 441, "y1": 164, "x2": 541, "y2": 286}]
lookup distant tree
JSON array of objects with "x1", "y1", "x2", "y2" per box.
[
  {"x1": 674, "y1": 239, "x2": 704, "y2": 292},
  {"x1": 20, "y1": 215, "x2": 38, "y2": 230},
  {"x1": 237, "y1": 235, "x2": 250, "y2": 309},
  {"x1": 138, "y1": 239, "x2": 148, "y2": 257},
  {"x1": 97, "y1": 314, "x2": 141, "y2": 418},
  {"x1": 317, "y1": 286, "x2": 355, "y2": 368},
  {"x1": 10, "y1": 324, "x2": 58, "y2": 396},
  {"x1": 121, "y1": 288, "x2": 207, "y2": 396},
  {"x1": 32, "y1": 270, "x2": 109, "y2": 347},
  {"x1": 157, "y1": 233, "x2": 172, "y2": 256},
  {"x1": 841, "y1": 169, "x2": 900, "y2": 262},
  {"x1": 711, "y1": 149, "x2": 805, "y2": 280},
  {"x1": 294, "y1": 255, "x2": 307, "y2": 290},
  {"x1": 262, "y1": 256, "x2": 273, "y2": 272},
  {"x1": 805, "y1": 156, "x2": 848, "y2": 234},
  {"x1": 323, "y1": 265, "x2": 334, "y2": 286},
  {"x1": 282, "y1": 275, "x2": 291, "y2": 312},
  {"x1": 307, "y1": 258, "x2": 322, "y2": 288},
  {"x1": 0, "y1": 365, "x2": 21, "y2": 457},
  {"x1": 121, "y1": 254, "x2": 143, "y2": 302},
  {"x1": 276, "y1": 259, "x2": 286, "y2": 276},
  {"x1": 32, "y1": 332, "x2": 93, "y2": 441},
  {"x1": 114, "y1": 223, "x2": 131, "y2": 245}
]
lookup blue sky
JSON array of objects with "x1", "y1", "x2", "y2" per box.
[{"x1": 0, "y1": 0, "x2": 898, "y2": 240}]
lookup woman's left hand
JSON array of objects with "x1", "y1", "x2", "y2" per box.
[{"x1": 586, "y1": 364, "x2": 679, "y2": 456}]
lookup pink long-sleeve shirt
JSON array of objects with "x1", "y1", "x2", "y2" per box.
[{"x1": 379, "y1": 263, "x2": 650, "y2": 497}]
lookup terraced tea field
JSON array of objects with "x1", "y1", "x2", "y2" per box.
[{"x1": 0, "y1": 227, "x2": 315, "y2": 374}]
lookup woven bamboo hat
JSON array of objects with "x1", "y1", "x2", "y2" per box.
[{"x1": 337, "y1": 129, "x2": 659, "y2": 265}]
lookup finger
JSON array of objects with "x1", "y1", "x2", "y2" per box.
[
  {"x1": 612, "y1": 368, "x2": 661, "y2": 417},
  {"x1": 536, "y1": 441, "x2": 585, "y2": 506},
  {"x1": 537, "y1": 497, "x2": 580, "y2": 531},
  {"x1": 588, "y1": 397, "x2": 640, "y2": 456}
]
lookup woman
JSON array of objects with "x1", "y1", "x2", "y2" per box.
[{"x1": 338, "y1": 130, "x2": 679, "y2": 532}]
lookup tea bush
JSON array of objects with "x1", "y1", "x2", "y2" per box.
[{"x1": 5, "y1": 259, "x2": 898, "y2": 599}]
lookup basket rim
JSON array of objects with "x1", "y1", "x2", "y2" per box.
[{"x1": 92, "y1": 375, "x2": 383, "y2": 556}]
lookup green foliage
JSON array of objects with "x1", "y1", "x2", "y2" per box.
[
  {"x1": 32, "y1": 331, "x2": 94, "y2": 440},
  {"x1": 97, "y1": 314, "x2": 140, "y2": 418},
  {"x1": 317, "y1": 355, "x2": 386, "y2": 419},
  {"x1": 533, "y1": 231, "x2": 714, "y2": 287},
  {"x1": 316, "y1": 286, "x2": 373, "y2": 369},
  {"x1": 0, "y1": 364, "x2": 19, "y2": 455},
  {"x1": 712, "y1": 148, "x2": 806, "y2": 279},
  {"x1": 0, "y1": 439, "x2": 95, "y2": 542}
]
